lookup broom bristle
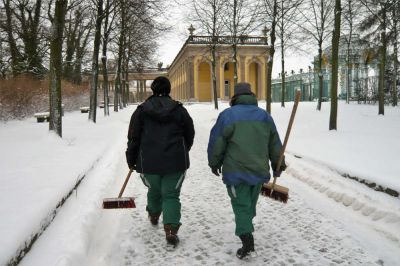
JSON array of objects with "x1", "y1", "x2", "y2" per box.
[
  {"x1": 261, "y1": 184, "x2": 289, "y2": 203},
  {"x1": 103, "y1": 197, "x2": 136, "y2": 209}
]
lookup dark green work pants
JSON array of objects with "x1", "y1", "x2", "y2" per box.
[
  {"x1": 226, "y1": 182, "x2": 263, "y2": 236},
  {"x1": 140, "y1": 172, "x2": 185, "y2": 227}
]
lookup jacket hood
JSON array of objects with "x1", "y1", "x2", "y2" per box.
[{"x1": 141, "y1": 95, "x2": 181, "y2": 122}]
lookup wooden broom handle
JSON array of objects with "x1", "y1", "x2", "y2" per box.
[
  {"x1": 118, "y1": 169, "x2": 133, "y2": 198},
  {"x1": 271, "y1": 90, "x2": 301, "y2": 189}
]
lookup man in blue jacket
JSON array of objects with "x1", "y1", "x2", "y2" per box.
[{"x1": 207, "y1": 82, "x2": 286, "y2": 259}]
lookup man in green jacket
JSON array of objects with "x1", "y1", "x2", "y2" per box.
[{"x1": 207, "y1": 82, "x2": 286, "y2": 259}]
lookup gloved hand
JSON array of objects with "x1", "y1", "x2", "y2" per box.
[
  {"x1": 273, "y1": 171, "x2": 281, "y2": 177},
  {"x1": 272, "y1": 156, "x2": 287, "y2": 178},
  {"x1": 211, "y1": 166, "x2": 221, "y2": 176}
]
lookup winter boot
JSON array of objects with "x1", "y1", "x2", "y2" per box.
[
  {"x1": 164, "y1": 224, "x2": 180, "y2": 248},
  {"x1": 236, "y1": 233, "x2": 255, "y2": 259},
  {"x1": 148, "y1": 212, "x2": 161, "y2": 226}
]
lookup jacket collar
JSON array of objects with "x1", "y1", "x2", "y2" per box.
[{"x1": 231, "y1": 94, "x2": 258, "y2": 106}]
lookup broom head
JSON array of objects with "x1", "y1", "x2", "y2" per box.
[
  {"x1": 261, "y1": 182, "x2": 289, "y2": 203},
  {"x1": 103, "y1": 197, "x2": 136, "y2": 209}
]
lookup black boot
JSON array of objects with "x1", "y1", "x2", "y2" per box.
[
  {"x1": 164, "y1": 224, "x2": 180, "y2": 248},
  {"x1": 236, "y1": 233, "x2": 255, "y2": 259},
  {"x1": 148, "y1": 212, "x2": 161, "y2": 226}
]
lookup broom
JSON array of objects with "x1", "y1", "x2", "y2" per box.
[
  {"x1": 261, "y1": 89, "x2": 301, "y2": 203},
  {"x1": 103, "y1": 169, "x2": 136, "y2": 209}
]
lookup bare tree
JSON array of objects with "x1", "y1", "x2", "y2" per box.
[
  {"x1": 262, "y1": 0, "x2": 279, "y2": 114},
  {"x1": 63, "y1": 5, "x2": 91, "y2": 83},
  {"x1": 329, "y1": 0, "x2": 341, "y2": 130},
  {"x1": 0, "y1": 0, "x2": 47, "y2": 77},
  {"x1": 341, "y1": 0, "x2": 361, "y2": 103},
  {"x1": 72, "y1": 22, "x2": 91, "y2": 84},
  {"x1": 0, "y1": 0, "x2": 22, "y2": 76},
  {"x1": 113, "y1": 0, "x2": 126, "y2": 111},
  {"x1": 101, "y1": 0, "x2": 118, "y2": 115},
  {"x1": 112, "y1": 0, "x2": 166, "y2": 109},
  {"x1": 88, "y1": 0, "x2": 104, "y2": 123},
  {"x1": 276, "y1": 0, "x2": 303, "y2": 107},
  {"x1": 359, "y1": 0, "x2": 393, "y2": 115},
  {"x1": 298, "y1": 0, "x2": 334, "y2": 111},
  {"x1": 390, "y1": 0, "x2": 399, "y2": 106},
  {"x1": 191, "y1": 0, "x2": 226, "y2": 109},
  {"x1": 225, "y1": 0, "x2": 260, "y2": 86}
]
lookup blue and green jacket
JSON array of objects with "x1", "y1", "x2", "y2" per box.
[{"x1": 207, "y1": 94, "x2": 284, "y2": 186}]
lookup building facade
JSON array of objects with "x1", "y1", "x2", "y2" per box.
[
  {"x1": 167, "y1": 34, "x2": 270, "y2": 102},
  {"x1": 271, "y1": 34, "x2": 380, "y2": 103}
]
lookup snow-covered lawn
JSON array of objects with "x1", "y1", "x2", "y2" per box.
[{"x1": 1, "y1": 101, "x2": 399, "y2": 265}]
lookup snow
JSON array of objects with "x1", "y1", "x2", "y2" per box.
[{"x1": 1, "y1": 101, "x2": 399, "y2": 265}]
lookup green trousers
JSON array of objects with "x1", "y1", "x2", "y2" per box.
[
  {"x1": 226, "y1": 182, "x2": 263, "y2": 236},
  {"x1": 140, "y1": 171, "x2": 185, "y2": 226}
]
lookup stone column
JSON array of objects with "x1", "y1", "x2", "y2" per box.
[
  {"x1": 184, "y1": 61, "x2": 188, "y2": 101},
  {"x1": 240, "y1": 55, "x2": 246, "y2": 82},
  {"x1": 143, "y1": 80, "x2": 147, "y2": 100},
  {"x1": 215, "y1": 56, "x2": 221, "y2": 98},
  {"x1": 140, "y1": 80, "x2": 144, "y2": 101},
  {"x1": 178, "y1": 67, "x2": 181, "y2": 100},
  {"x1": 187, "y1": 56, "x2": 195, "y2": 99}
]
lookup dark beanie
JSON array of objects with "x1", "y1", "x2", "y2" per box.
[
  {"x1": 234, "y1": 82, "x2": 252, "y2": 96},
  {"x1": 151, "y1": 76, "x2": 171, "y2": 96}
]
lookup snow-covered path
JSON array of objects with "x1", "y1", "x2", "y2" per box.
[
  {"x1": 17, "y1": 103, "x2": 400, "y2": 266},
  {"x1": 80, "y1": 112, "x2": 385, "y2": 266}
]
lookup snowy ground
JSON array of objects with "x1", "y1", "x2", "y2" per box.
[{"x1": 1, "y1": 101, "x2": 400, "y2": 265}]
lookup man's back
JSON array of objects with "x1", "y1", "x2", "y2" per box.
[
  {"x1": 126, "y1": 95, "x2": 194, "y2": 175},
  {"x1": 208, "y1": 94, "x2": 282, "y2": 186}
]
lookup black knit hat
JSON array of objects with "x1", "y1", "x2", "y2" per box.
[
  {"x1": 151, "y1": 76, "x2": 171, "y2": 96},
  {"x1": 234, "y1": 82, "x2": 252, "y2": 96}
]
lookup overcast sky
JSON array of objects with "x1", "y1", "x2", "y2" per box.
[{"x1": 156, "y1": 1, "x2": 314, "y2": 78}]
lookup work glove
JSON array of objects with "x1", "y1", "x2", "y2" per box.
[
  {"x1": 272, "y1": 156, "x2": 287, "y2": 178},
  {"x1": 211, "y1": 166, "x2": 221, "y2": 176},
  {"x1": 273, "y1": 171, "x2": 282, "y2": 178}
]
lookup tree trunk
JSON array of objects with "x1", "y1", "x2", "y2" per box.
[
  {"x1": 266, "y1": 0, "x2": 278, "y2": 114},
  {"x1": 329, "y1": 0, "x2": 341, "y2": 130},
  {"x1": 102, "y1": 0, "x2": 111, "y2": 115},
  {"x1": 211, "y1": 1, "x2": 219, "y2": 110},
  {"x1": 233, "y1": 0, "x2": 238, "y2": 86},
  {"x1": 89, "y1": 0, "x2": 104, "y2": 123},
  {"x1": 102, "y1": 53, "x2": 110, "y2": 115},
  {"x1": 393, "y1": 5, "x2": 398, "y2": 107},
  {"x1": 64, "y1": 11, "x2": 81, "y2": 82},
  {"x1": 115, "y1": 2, "x2": 127, "y2": 111},
  {"x1": 73, "y1": 24, "x2": 91, "y2": 85},
  {"x1": 124, "y1": 55, "x2": 129, "y2": 106},
  {"x1": 378, "y1": 5, "x2": 387, "y2": 115},
  {"x1": 281, "y1": 37, "x2": 285, "y2": 107},
  {"x1": 48, "y1": 0, "x2": 68, "y2": 137},
  {"x1": 102, "y1": 52, "x2": 110, "y2": 115},
  {"x1": 346, "y1": 37, "x2": 352, "y2": 103},
  {"x1": 317, "y1": 44, "x2": 323, "y2": 111},
  {"x1": 345, "y1": 0, "x2": 353, "y2": 104},
  {"x1": 211, "y1": 44, "x2": 218, "y2": 109}
]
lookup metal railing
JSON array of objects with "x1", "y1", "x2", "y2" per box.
[{"x1": 187, "y1": 35, "x2": 268, "y2": 45}]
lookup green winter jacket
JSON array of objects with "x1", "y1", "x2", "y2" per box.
[{"x1": 207, "y1": 94, "x2": 284, "y2": 186}]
